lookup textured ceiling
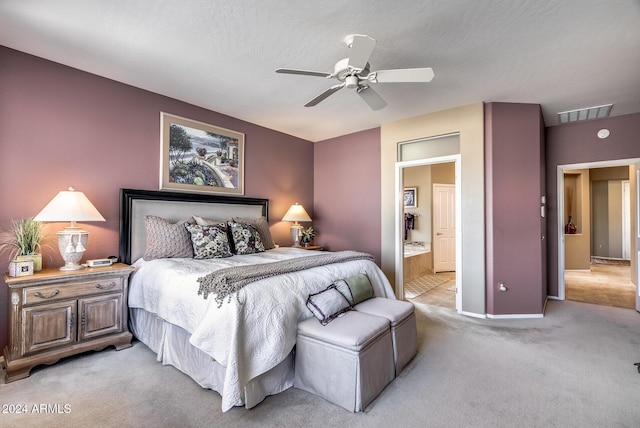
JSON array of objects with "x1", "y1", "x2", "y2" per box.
[{"x1": 1, "y1": 0, "x2": 639, "y2": 142}]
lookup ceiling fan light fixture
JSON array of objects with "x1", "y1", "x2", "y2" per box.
[
  {"x1": 345, "y1": 75, "x2": 359, "y2": 89},
  {"x1": 557, "y1": 104, "x2": 612, "y2": 124}
]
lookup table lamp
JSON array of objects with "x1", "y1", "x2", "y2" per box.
[
  {"x1": 281, "y1": 203, "x2": 311, "y2": 247},
  {"x1": 34, "y1": 186, "x2": 106, "y2": 271}
]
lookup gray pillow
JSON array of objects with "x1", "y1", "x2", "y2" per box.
[
  {"x1": 143, "y1": 215, "x2": 194, "y2": 260},
  {"x1": 185, "y1": 223, "x2": 233, "y2": 259},
  {"x1": 193, "y1": 215, "x2": 228, "y2": 225},
  {"x1": 306, "y1": 284, "x2": 352, "y2": 325}
]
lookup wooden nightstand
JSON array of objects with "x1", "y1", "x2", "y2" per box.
[{"x1": 3, "y1": 263, "x2": 135, "y2": 382}]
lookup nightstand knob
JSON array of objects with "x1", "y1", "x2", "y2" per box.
[{"x1": 33, "y1": 290, "x2": 60, "y2": 299}]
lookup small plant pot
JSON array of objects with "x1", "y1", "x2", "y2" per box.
[{"x1": 15, "y1": 254, "x2": 42, "y2": 272}]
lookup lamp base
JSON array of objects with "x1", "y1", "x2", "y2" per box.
[
  {"x1": 290, "y1": 224, "x2": 303, "y2": 248},
  {"x1": 60, "y1": 263, "x2": 86, "y2": 271},
  {"x1": 57, "y1": 228, "x2": 88, "y2": 271}
]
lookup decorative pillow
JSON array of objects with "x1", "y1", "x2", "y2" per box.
[
  {"x1": 333, "y1": 279, "x2": 354, "y2": 305},
  {"x1": 336, "y1": 273, "x2": 374, "y2": 305},
  {"x1": 143, "y1": 215, "x2": 194, "y2": 260},
  {"x1": 232, "y1": 217, "x2": 275, "y2": 250},
  {"x1": 306, "y1": 285, "x2": 352, "y2": 325},
  {"x1": 184, "y1": 223, "x2": 233, "y2": 259},
  {"x1": 193, "y1": 215, "x2": 227, "y2": 226},
  {"x1": 228, "y1": 221, "x2": 265, "y2": 255}
]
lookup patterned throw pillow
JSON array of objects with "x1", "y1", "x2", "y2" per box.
[
  {"x1": 185, "y1": 223, "x2": 232, "y2": 259},
  {"x1": 306, "y1": 284, "x2": 352, "y2": 325},
  {"x1": 143, "y1": 215, "x2": 194, "y2": 260},
  {"x1": 232, "y1": 217, "x2": 275, "y2": 250},
  {"x1": 228, "y1": 221, "x2": 265, "y2": 255}
]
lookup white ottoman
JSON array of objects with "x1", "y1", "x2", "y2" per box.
[
  {"x1": 354, "y1": 297, "x2": 417, "y2": 376},
  {"x1": 294, "y1": 311, "x2": 395, "y2": 412}
]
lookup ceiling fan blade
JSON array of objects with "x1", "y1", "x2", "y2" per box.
[
  {"x1": 357, "y1": 85, "x2": 387, "y2": 111},
  {"x1": 368, "y1": 67, "x2": 435, "y2": 83},
  {"x1": 275, "y1": 68, "x2": 331, "y2": 78},
  {"x1": 305, "y1": 83, "x2": 345, "y2": 107},
  {"x1": 347, "y1": 35, "x2": 376, "y2": 71}
]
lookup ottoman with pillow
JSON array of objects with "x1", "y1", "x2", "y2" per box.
[
  {"x1": 336, "y1": 274, "x2": 418, "y2": 376},
  {"x1": 295, "y1": 284, "x2": 395, "y2": 412}
]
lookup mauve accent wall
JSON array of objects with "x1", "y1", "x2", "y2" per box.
[
  {"x1": 546, "y1": 112, "x2": 640, "y2": 297},
  {"x1": 0, "y1": 46, "x2": 313, "y2": 351},
  {"x1": 314, "y1": 128, "x2": 381, "y2": 263},
  {"x1": 485, "y1": 103, "x2": 546, "y2": 315}
]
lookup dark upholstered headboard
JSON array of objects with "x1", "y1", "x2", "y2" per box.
[{"x1": 119, "y1": 188, "x2": 268, "y2": 264}]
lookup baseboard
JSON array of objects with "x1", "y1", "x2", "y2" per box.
[
  {"x1": 487, "y1": 313, "x2": 544, "y2": 319},
  {"x1": 461, "y1": 311, "x2": 486, "y2": 319}
]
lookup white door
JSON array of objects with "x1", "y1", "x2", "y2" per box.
[{"x1": 433, "y1": 184, "x2": 456, "y2": 272}]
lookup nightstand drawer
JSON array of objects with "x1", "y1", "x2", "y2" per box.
[{"x1": 23, "y1": 278, "x2": 123, "y2": 305}]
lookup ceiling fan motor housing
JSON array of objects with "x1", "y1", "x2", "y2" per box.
[{"x1": 334, "y1": 58, "x2": 370, "y2": 82}]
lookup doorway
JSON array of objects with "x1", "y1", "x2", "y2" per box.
[
  {"x1": 557, "y1": 159, "x2": 640, "y2": 309},
  {"x1": 395, "y1": 155, "x2": 461, "y2": 312}
]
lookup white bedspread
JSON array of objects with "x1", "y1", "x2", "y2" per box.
[{"x1": 128, "y1": 247, "x2": 394, "y2": 411}]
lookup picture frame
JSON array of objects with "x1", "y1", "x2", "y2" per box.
[
  {"x1": 404, "y1": 187, "x2": 417, "y2": 208},
  {"x1": 160, "y1": 112, "x2": 244, "y2": 195}
]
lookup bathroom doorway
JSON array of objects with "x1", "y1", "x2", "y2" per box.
[{"x1": 396, "y1": 152, "x2": 461, "y2": 312}]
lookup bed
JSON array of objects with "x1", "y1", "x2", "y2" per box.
[{"x1": 119, "y1": 188, "x2": 395, "y2": 411}]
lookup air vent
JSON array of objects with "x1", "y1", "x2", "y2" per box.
[{"x1": 557, "y1": 104, "x2": 612, "y2": 124}]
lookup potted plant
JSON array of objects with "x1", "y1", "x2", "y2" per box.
[
  {"x1": 0, "y1": 217, "x2": 47, "y2": 271},
  {"x1": 300, "y1": 227, "x2": 315, "y2": 247}
]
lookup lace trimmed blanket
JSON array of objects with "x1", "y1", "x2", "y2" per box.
[{"x1": 197, "y1": 250, "x2": 375, "y2": 306}]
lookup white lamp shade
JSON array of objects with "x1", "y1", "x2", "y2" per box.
[
  {"x1": 33, "y1": 187, "x2": 104, "y2": 271},
  {"x1": 281, "y1": 203, "x2": 311, "y2": 223},
  {"x1": 34, "y1": 187, "x2": 106, "y2": 223}
]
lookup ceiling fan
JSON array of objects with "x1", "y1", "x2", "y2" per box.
[{"x1": 276, "y1": 34, "x2": 434, "y2": 111}]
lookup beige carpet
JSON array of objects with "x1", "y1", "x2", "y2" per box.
[
  {"x1": 1, "y1": 300, "x2": 639, "y2": 427},
  {"x1": 404, "y1": 274, "x2": 449, "y2": 298}
]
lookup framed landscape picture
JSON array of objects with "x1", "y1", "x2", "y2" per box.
[{"x1": 160, "y1": 112, "x2": 244, "y2": 195}]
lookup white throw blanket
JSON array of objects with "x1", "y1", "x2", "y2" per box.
[{"x1": 128, "y1": 247, "x2": 394, "y2": 411}]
